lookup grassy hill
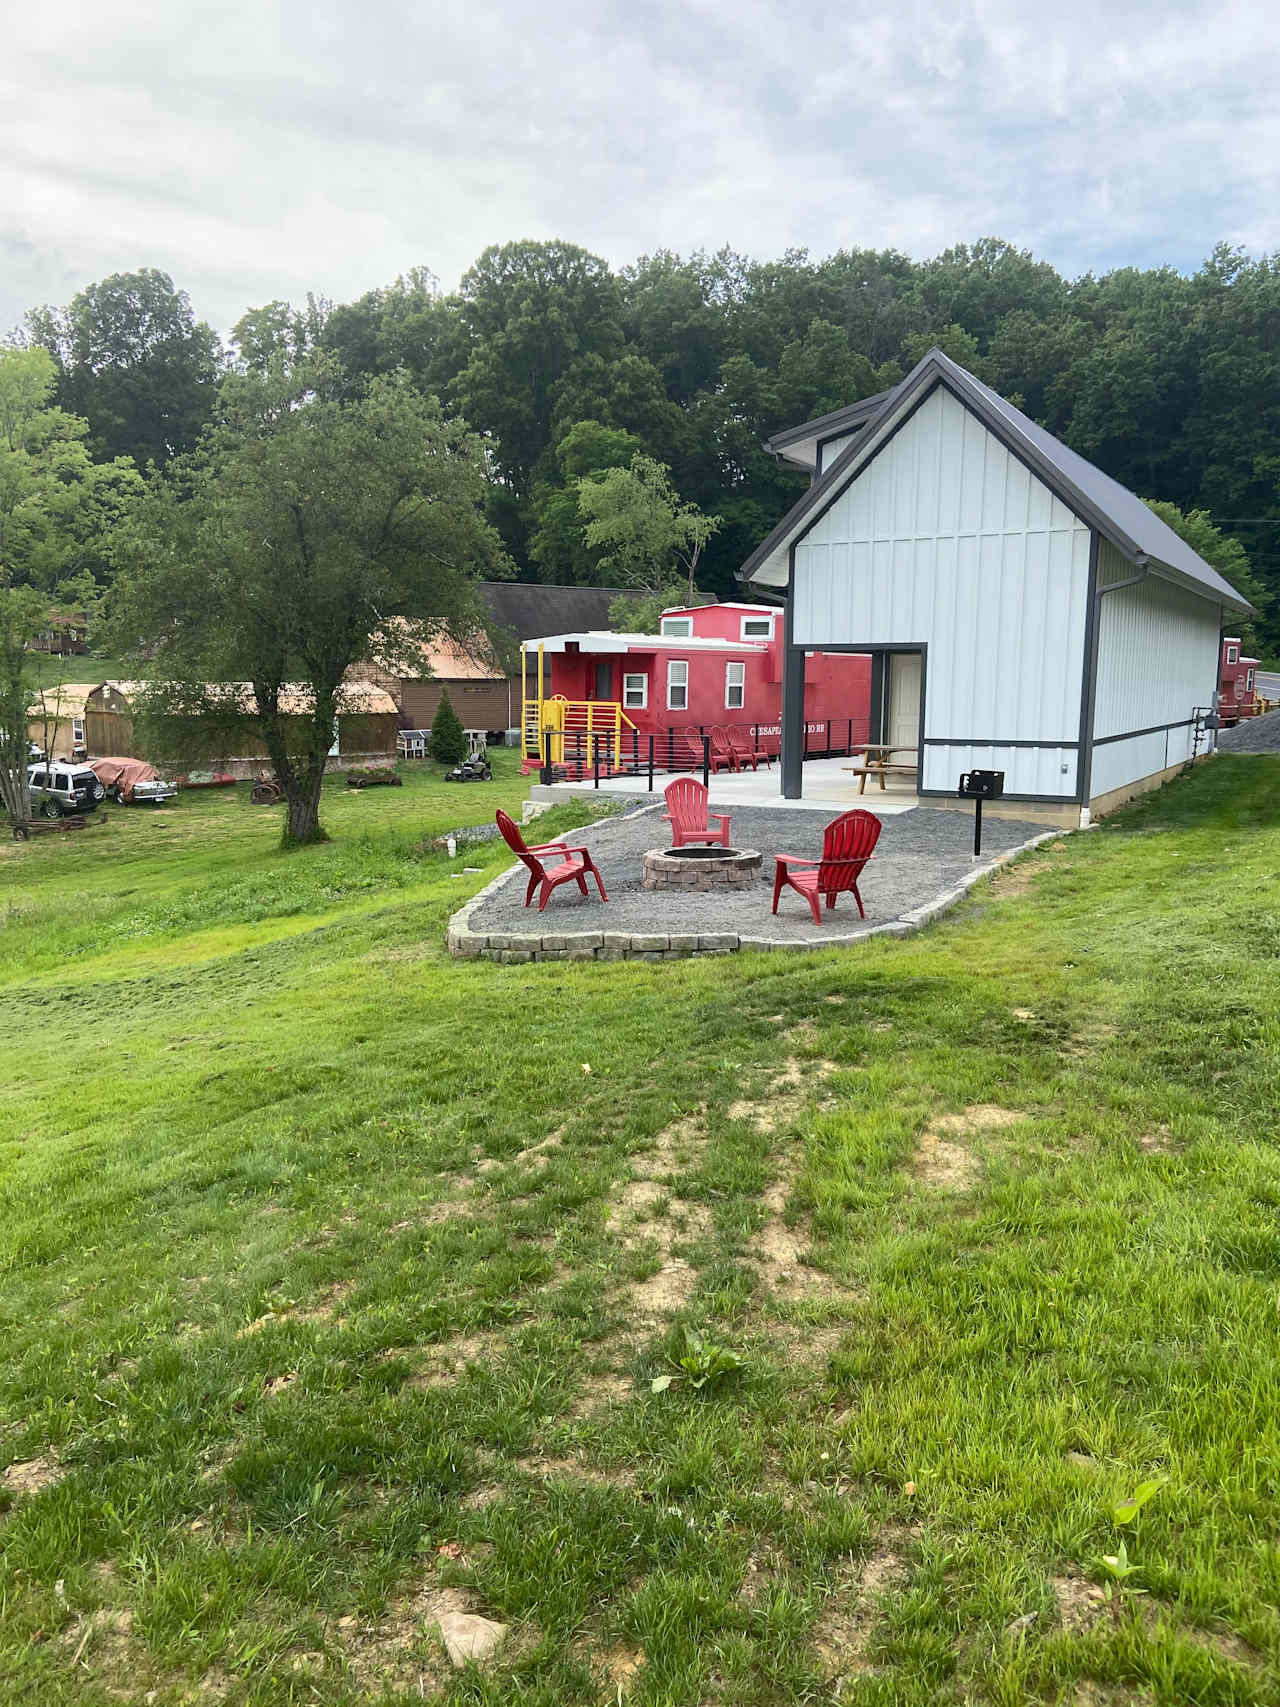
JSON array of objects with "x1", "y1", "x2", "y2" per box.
[{"x1": 1, "y1": 756, "x2": 1278, "y2": 1705}]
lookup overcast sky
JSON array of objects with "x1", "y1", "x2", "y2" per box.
[{"x1": 5, "y1": 0, "x2": 1279, "y2": 337}]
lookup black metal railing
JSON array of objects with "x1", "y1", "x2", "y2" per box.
[{"x1": 539, "y1": 718, "x2": 873, "y2": 790}]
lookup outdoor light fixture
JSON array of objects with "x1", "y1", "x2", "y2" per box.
[{"x1": 957, "y1": 769, "x2": 1005, "y2": 856}]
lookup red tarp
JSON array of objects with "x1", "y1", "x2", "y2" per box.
[{"x1": 88, "y1": 756, "x2": 160, "y2": 802}]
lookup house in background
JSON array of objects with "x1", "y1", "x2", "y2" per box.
[
  {"x1": 1218, "y1": 636, "x2": 1260, "y2": 723},
  {"x1": 364, "y1": 582, "x2": 628, "y2": 738},
  {"x1": 741, "y1": 348, "x2": 1253, "y2": 826},
  {"x1": 519, "y1": 602, "x2": 870, "y2": 770},
  {"x1": 27, "y1": 611, "x2": 90, "y2": 656}
]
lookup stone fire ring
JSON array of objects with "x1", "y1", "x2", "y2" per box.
[{"x1": 642, "y1": 845, "x2": 763, "y2": 891}]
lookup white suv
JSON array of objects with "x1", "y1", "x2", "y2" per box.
[{"x1": 26, "y1": 762, "x2": 105, "y2": 819}]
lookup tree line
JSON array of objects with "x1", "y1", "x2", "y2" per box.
[
  {"x1": 9, "y1": 239, "x2": 1280, "y2": 638},
  {"x1": 3, "y1": 238, "x2": 1278, "y2": 843}
]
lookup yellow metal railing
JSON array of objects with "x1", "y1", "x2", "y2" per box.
[{"x1": 521, "y1": 694, "x2": 639, "y2": 765}]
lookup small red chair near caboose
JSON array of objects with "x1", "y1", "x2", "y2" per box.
[
  {"x1": 495, "y1": 810, "x2": 609, "y2": 911},
  {"x1": 663, "y1": 778, "x2": 732, "y2": 848},
  {"x1": 771, "y1": 809, "x2": 881, "y2": 925}
]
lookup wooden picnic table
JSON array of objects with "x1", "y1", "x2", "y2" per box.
[{"x1": 842, "y1": 743, "x2": 919, "y2": 794}]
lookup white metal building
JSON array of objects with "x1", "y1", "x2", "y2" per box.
[{"x1": 740, "y1": 348, "x2": 1253, "y2": 826}]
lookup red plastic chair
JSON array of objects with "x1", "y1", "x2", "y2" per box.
[
  {"x1": 772, "y1": 809, "x2": 881, "y2": 924},
  {"x1": 726, "y1": 726, "x2": 763, "y2": 771},
  {"x1": 662, "y1": 778, "x2": 731, "y2": 847},
  {"x1": 495, "y1": 810, "x2": 609, "y2": 911},
  {"x1": 708, "y1": 725, "x2": 739, "y2": 773}
]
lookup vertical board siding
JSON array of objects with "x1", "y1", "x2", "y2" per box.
[
  {"x1": 816, "y1": 431, "x2": 857, "y2": 475},
  {"x1": 793, "y1": 387, "x2": 1091, "y2": 797},
  {"x1": 922, "y1": 744, "x2": 1078, "y2": 796},
  {"x1": 1092, "y1": 540, "x2": 1220, "y2": 798}
]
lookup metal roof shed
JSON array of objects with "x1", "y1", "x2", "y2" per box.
[{"x1": 739, "y1": 348, "x2": 1252, "y2": 827}]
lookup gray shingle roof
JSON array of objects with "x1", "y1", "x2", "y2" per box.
[{"x1": 743, "y1": 349, "x2": 1254, "y2": 614}]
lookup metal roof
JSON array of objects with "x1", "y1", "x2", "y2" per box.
[
  {"x1": 763, "y1": 388, "x2": 896, "y2": 467},
  {"x1": 742, "y1": 349, "x2": 1254, "y2": 615},
  {"x1": 520, "y1": 631, "x2": 767, "y2": 655}
]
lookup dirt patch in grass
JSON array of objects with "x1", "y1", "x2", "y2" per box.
[
  {"x1": 567, "y1": 1366, "x2": 636, "y2": 1419},
  {"x1": 2, "y1": 1453, "x2": 61, "y2": 1495},
  {"x1": 812, "y1": 1527, "x2": 917, "y2": 1683},
  {"x1": 1052, "y1": 1572, "x2": 1108, "y2": 1633},
  {"x1": 405, "y1": 1327, "x2": 509, "y2": 1389},
  {"x1": 1137, "y1": 1127, "x2": 1178, "y2": 1156},
  {"x1": 1182, "y1": 1623, "x2": 1263, "y2": 1667},
  {"x1": 912, "y1": 1131, "x2": 980, "y2": 1190},
  {"x1": 517, "y1": 1454, "x2": 636, "y2": 1491},
  {"x1": 515, "y1": 1128, "x2": 565, "y2": 1166},
  {"x1": 729, "y1": 1058, "x2": 839, "y2": 1135},
  {"x1": 912, "y1": 1106, "x2": 1027, "y2": 1189},
  {"x1": 990, "y1": 859, "x2": 1052, "y2": 897},
  {"x1": 238, "y1": 1280, "x2": 354, "y2": 1336},
  {"x1": 631, "y1": 1259, "x2": 697, "y2": 1316}
]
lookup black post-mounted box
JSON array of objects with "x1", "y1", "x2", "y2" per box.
[{"x1": 958, "y1": 769, "x2": 1005, "y2": 800}]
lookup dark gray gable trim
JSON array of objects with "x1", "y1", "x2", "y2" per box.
[
  {"x1": 765, "y1": 388, "x2": 897, "y2": 455},
  {"x1": 740, "y1": 349, "x2": 1251, "y2": 615}
]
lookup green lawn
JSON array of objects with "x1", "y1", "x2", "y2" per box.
[
  {"x1": 26, "y1": 654, "x2": 136, "y2": 689},
  {"x1": 1, "y1": 755, "x2": 1278, "y2": 1706}
]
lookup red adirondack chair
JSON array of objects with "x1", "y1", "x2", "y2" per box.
[
  {"x1": 663, "y1": 777, "x2": 731, "y2": 847},
  {"x1": 495, "y1": 810, "x2": 609, "y2": 911},
  {"x1": 726, "y1": 726, "x2": 764, "y2": 770},
  {"x1": 709, "y1": 725, "x2": 739, "y2": 773},
  {"x1": 772, "y1": 809, "x2": 881, "y2": 924}
]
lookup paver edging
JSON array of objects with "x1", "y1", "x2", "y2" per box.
[{"x1": 445, "y1": 823, "x2": 1069, "y2": 963}]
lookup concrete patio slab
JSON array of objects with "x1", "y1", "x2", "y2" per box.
[{"x1": 528, "y1": 754, "x2": 919, "y2": 814}]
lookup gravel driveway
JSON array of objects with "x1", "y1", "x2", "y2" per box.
[
  {"x1": 470, "y1": 803, "x2": 1049, "y2": 944},
  {"x1": 1217, "y1": 710, "x2": 1280, "y2": 753}
]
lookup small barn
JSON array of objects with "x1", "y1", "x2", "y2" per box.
[
  {"x1": 29, "y1": 681, "x2": 397, "y2": 775},
  {"x1": 740, "y1": 348, "x2": 1253, "y2": 826}
]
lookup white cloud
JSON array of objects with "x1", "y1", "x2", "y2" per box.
[{"x1": 2, "y1": 0, "x2": 1279, "y2": 335}]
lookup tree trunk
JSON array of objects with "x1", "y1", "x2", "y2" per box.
[
  {"x1": 281, "y1": 763, "x2": 327, "y2": 847},
  {"x1": 255, "y1": 687, "x2": 332, "y2": 850}
]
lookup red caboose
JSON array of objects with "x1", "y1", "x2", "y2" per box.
[
  {"x1": 520, "y1": 602, "x2": 870, "y2": 774},
  {"x1": 1219, "y1": 636, "x2": 1259, "y2": 724}
]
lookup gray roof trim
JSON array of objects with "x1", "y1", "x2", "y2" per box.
[
  {"x1": 740, "y1": 349, "x2": 1254, "y2": 615},
  {"x1": 764, "y1": 388, "x2": 897, "y2": 455}
]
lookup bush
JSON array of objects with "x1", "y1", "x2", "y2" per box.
[{"x1": 430, "y1": 688, "x2": 466, "y2": 766}]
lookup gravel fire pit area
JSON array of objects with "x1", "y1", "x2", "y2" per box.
[{"x1": 448, "y1": 803, "x2": 1055, "y2": 962}]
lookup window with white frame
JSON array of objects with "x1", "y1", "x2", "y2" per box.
[
  {"x1": 666, "y1": 658, "x2": 689, "y2": 710},
  {"x1": 724, "y1": 661, "x2": 745, "y2": 710},
  {"x1": 623, "y1": 671, "x2": 647, "y2": 710},
  {"x1": 660, "y1": 615, "x2": 693, "y2": 637},
  {"x1": 1227, "y1": 644, "x2": 1239, "y2": 664},
  {"x1": 1247, "y1": 668, "x2": 1256, "y2": 693},
  {"x1": 739, "y1": 612, "x2": 774, "y2": 640},
  {"x1": 71, "y1": 717, "x2": 85, "y2": 746}
]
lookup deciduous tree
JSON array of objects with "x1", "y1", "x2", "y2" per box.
[
  {"x1": 576, "y1": 456, "x2": 721, "y2": 605},
  {"x1": 107, "y1": 362, "x2": 509, "y2": 847}
]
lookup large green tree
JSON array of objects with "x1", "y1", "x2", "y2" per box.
[
  {"x1": 451, "y1": 242, "x2": 624, "y2": 527},
  {"x1": 0, "y1": 584, "x2": 48, "y2": 831},
  {"x1": 107, "y1": 363, "x2": 509, "y2": 846},
  {"x1": 0, "y1": 344, "x2": 141, "y2": 595},
  {"x1": 27, "y1": 268, "x2": 221, "y2": 468},
  {"x1": 576, "y1": 455, "x2": 721, "y2": 606}
]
